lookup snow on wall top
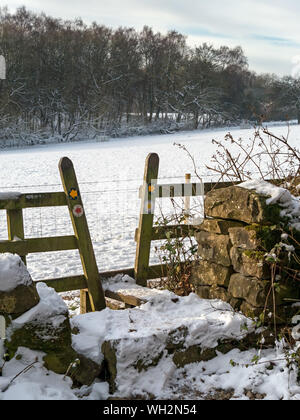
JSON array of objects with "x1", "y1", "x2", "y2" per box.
[
  {"x1": 71, "y1": 286, "x2": 254, "y2": 365},
  {"x1": 0, "y1": 254, "x2": 32, "y2": 293},
  {"x1": 240, "y1": 179, "x2": 300, "y2": 231},
  {"x1": 10, "y1": 282, "x2": 68, "y2": 328},
  {"x1": 102, "y1": 274, "x2": 167, "y2": 300}
]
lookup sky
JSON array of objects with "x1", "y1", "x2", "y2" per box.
[{"x1": 2, "y1": 0, "x2": 300, "y2": 76}]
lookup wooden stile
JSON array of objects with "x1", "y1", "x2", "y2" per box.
[
  {"x1": 134, "y1": 153, "x2": 159, "y2": 286},
  {"x1": 59, "y1": 157, "x2": 106, "y2": 312},
  {"x1": 2, "y1": 152, "x2": 282, "y2": 312}
]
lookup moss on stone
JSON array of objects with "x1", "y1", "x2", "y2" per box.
[
  {"x1": 6, "y1": 317, "x2": 72, "y2": 356},
  {"x1": 43, "y1": 350, "x2": 77, "y2": 375},
  {"x1": 217, "y1": 330, "x2": 276, "y2": 353},
  {"x1": 172, "y1": 330, "x2": 276, "y2": 368},
  {"x1": 5, "y1": 317, "x2": 78, "y2": 375},
  {"x1": 135, "y1": 351, "x2": 164, "y2": 373},
  {"x1": 173, "y1": 346, "x2": 217, "y2": 368},
  {"x1": 102, "y1": 341, "x2": 118, "y2": 394},
  {"x1": 242, "y1": 249, "x2": 265, "y2": 261},
  {"x1": 258, "y1": 202, "x2": 282, "y2": 225},
  {"x1": 244, "y1": 224, "x2": 281, "y2": 251},
  {"x1": 0, "y1": 284, "x2": 40, "y2": 318},
  {"x1": 166, "y1": 326, "x2": 188, "y2": 351}
]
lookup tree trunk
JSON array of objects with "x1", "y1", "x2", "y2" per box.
[{"x1": 297, "y1": 105, "x2": 300, "y2": 124}]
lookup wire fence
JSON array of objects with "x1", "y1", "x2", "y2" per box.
[
  {"x1": 0, "y1": 167, "x2": 247, "y2": 242},
  {"x1": 1, "y1": 167, "x2": 271, "y2": 248}
]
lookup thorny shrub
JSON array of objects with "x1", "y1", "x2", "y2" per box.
[
  {"x1": 208, "y1": 126, "x2": 300, "y2": 195},
  {"x1": 204, "y1": 126, "x2": 300, "y2": 329},
  {"x1": 154, "y1": 198, "x2": 203, "y2": 296}
]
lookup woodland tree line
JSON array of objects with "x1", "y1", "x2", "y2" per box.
[{"x1": 0, "y1": 6, "x2": 300, "y2": 144}]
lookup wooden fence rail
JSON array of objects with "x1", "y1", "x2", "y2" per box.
[{"x1": 0, "y1": 192, "x2": 67, "y2": 210}]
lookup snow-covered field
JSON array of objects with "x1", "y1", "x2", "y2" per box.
[{"x1": 0, "y1": 123, "x2": 299, "y2": 284}]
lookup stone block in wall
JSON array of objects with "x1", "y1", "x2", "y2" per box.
[
  {"x1": 196, "y1": 218, "x2": 245, "y2": 234},
  {"x1": 195, "y1": 231, "x2": 232, "y2": 267},
  {"x1": 228, "y1": 273, "x2": 270, "y2": 307},
  {"x1": 204, "y1": 186, "x2": 281, "y2": 224},
  {"x1": 191, "y1": 260, "x2": 233, "y2": 287},
  {"x1": 5, "y1": 283, "x2": 102, "y2": 385},
  {"x1": 195, "y1": 285, "x2": 211, "y2": 300},
  {"x1": 240, "y1": 301, "x2": 299, "y2": 325},
  {"x1": 0, "y1": 284, "x2": 40, "y2": 318},
  {"x1": 228, "y1": 225, "x2": 281, "y2": 250},
  {"x1": 240, "y1": 301, "x2": 264, "y2": 320},
  {"x1": 195, "y1": 283, "x2": 241, "y2": 309},
  {"x1": 228, "y1": 297, "x2": 243, "y2": 310},
  {"x1": 5, "y1": 283, "x2": 76, "y2": 374},
  {"x1": 209, "y1": 285, "x2": 230, "y2": 301},
  {"x1": 228, "y1": 273, "x2": 298, "y2": 308},
  {"x1": 0, "y1": 254, "x2": 40, "y2": 318},
  {"x1": 195, "y1": 285, "x2": 229, "y2": 302},
  {"x1": 230, "y1": 247, "x2": 270, "y2": 279}
]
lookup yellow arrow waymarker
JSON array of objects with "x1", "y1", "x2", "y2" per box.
[{"x1": 69, "y1": 189, "x2": 79, "y2": 200}]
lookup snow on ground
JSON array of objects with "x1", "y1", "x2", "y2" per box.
[
  {"x1": 1, "y1": 341, "x2": 300, "y2": 400},
  {"x1": 0, "y1": 123, "x2": 299, "y2": 286},
  {"x1": 167, "y1": 345, "x2": 300, "y2": 400},
  {"x1": 1, "y1": 281, "x2": 300, "y2": 400},
  {"x1": 0, "y1": 346, "x2": 109, "y2": 400}
]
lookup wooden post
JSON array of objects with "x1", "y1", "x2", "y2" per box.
[
  {"x1": 59, "y1": 157, "x2": 106, "y2": 312},
  {"x1": 134, "y1": 153, "x2": 159, "y2": 286},
  {"x1": 6, "y1": 209, "x2": 26, "y2": 265},
  {"x1": 80, "y1": 289, "x2": 93, "y2": 313},
  {"x1": 184, "y1": 173, "x2": 191, "y2": 224}
]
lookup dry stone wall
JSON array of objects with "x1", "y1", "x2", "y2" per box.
[{"x1": 191, "y1": 186, "x2": 300, "y2": 323}]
